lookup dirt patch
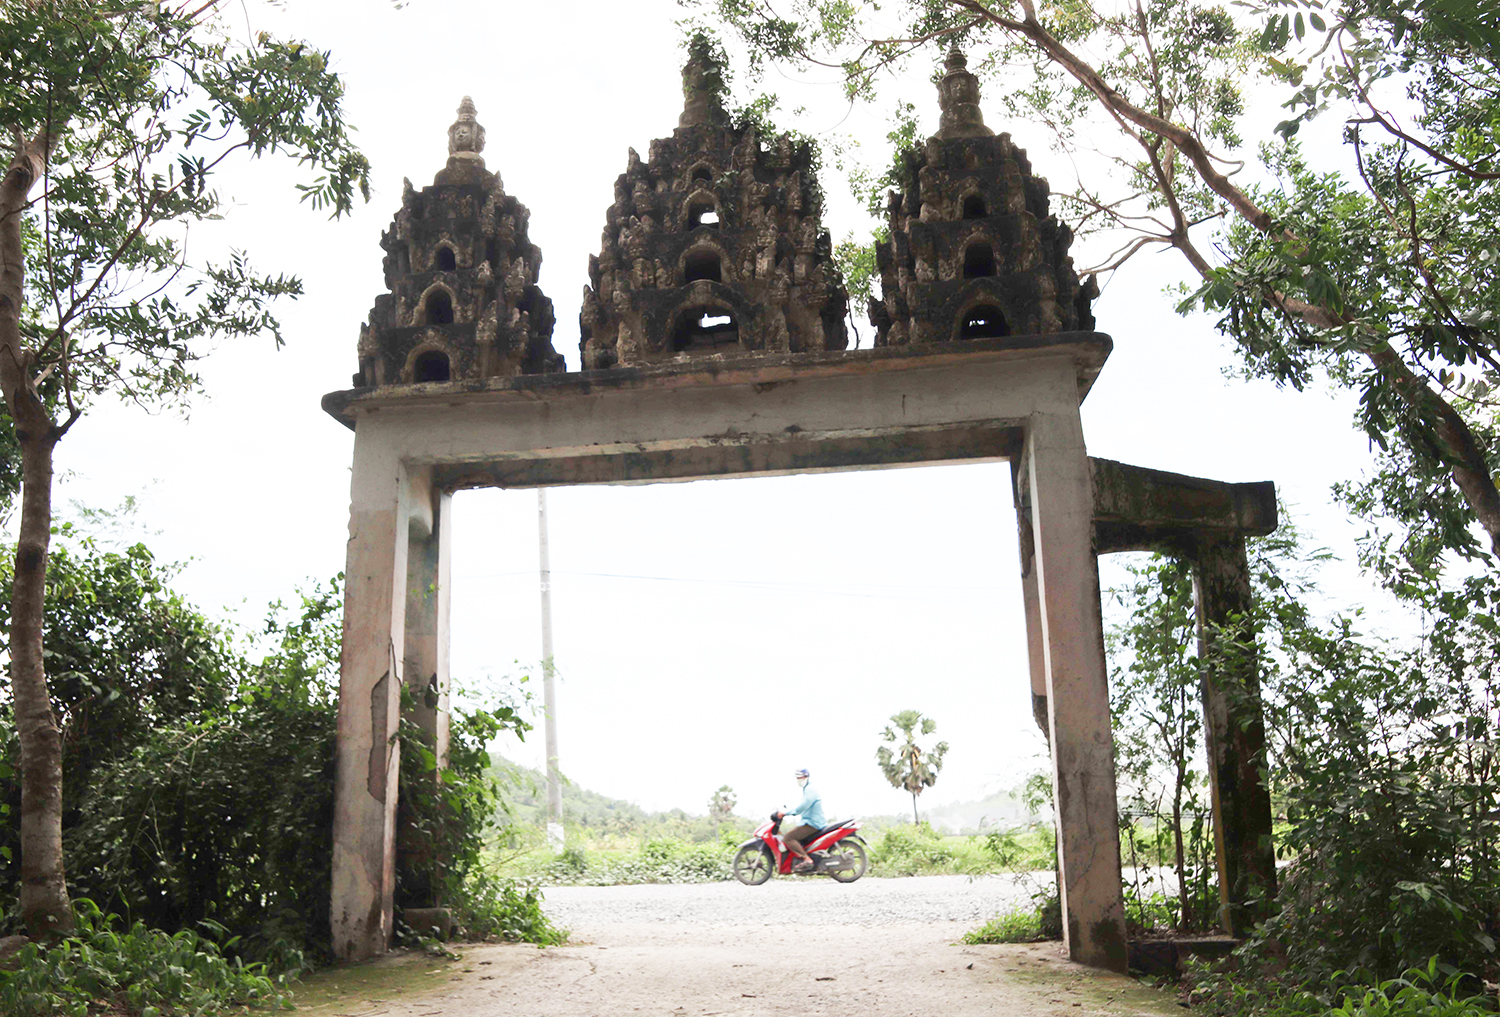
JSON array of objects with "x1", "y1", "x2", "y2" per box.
[{"x1": 295, "y1": 926, "x2": 1191, "y2": 1017}]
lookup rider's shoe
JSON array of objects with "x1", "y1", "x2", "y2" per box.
[{"x1": 792, "y1": 858, "x2": 816, "y2": 873}]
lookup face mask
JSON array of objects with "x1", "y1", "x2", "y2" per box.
[{"x1": 796, "y1": 777, "x2": 808, "y2": 788}]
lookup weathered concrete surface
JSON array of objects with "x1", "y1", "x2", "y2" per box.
[
  {"x1": 326, "y1": 337, "x2": 1126, "y2": 967},
  {"x1": 1194, "y1": 536, "x2": 1277, "y2": 934},
  {"x1": 1090, "y1": 458, "x2": 1276, "y2": 555},
  {"x1": 1020, "y1": 368, "x2": 1128, "y2": 973},
  {"x1": 331, "y1": 436, "x2": 411, "y2": 962},
  {"x1": 291, "y1": 932, "x2": 1189, "y2": 1017}
]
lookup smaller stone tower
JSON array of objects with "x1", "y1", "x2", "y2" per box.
[
  {"x1": 868, "y1": 47, "x2": 1097, "y2": 345},
  {"x1": 578, "y1": 36, "x2": 849, "y2": 369},
  {"x1": 354, "y1": 98, "x2": 563, "y2": 387}
]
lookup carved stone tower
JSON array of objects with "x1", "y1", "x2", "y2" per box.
[
  {"x1": 868, "y1": 47, "x2": 1097, "y2": 345},
  {"x1": 355, "y1": 98, "x2": 563, "y2": 387},
  {"x1": 579, "y1": 37, "x2": 849, "y2": 369}
]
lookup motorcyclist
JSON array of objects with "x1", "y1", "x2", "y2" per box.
[{"x1": 776, "y1": 767, "x2": 826, "y2": 873}]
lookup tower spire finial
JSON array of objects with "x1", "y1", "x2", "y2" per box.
[
  {"x1": 935, "y1": 45, "x2": 994, "y2": 139},
  {"x1": 679, "y1": 34, "x2": 729, "y2": 129},
  {"x1": 448, "y1": 95, "x2": 486, "y2": 161}
]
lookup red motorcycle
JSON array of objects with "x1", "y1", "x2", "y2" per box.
[{"x1": 732, "y1": 814, "x2": 868, "y2": 884}]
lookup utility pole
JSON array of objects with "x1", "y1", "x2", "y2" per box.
[{"x1": 538, "y1": 489, "x2": 564, "y2": 851}]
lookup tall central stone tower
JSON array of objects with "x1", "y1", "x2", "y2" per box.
[{"x1": 579, "y1": 37, "x2": 849, "y2": 369}]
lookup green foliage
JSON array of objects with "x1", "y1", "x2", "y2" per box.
[
  {"x1": 961, "y1": 908, "x2": 1047, "y2": 945},
  {"x1": 876, "y1": 709, "x2": 949, "y2": 822},
  {"x1": 1191, "y1": 957, "x2": 1497, "y2": 1017},
  {"x1": 48, "y1": 578, "x2": 345, "y2": 965},
  {"x1": 964, "y1": 873, "x2": 1063, "y2": 944},
  {"x1": 0, "y1": 900, "x2": 290, "y2": 1017},
  {"x1": 869, "y1": 821, "x2": 956, "y2": 875},
  {"x1": 1108, "y1": 554, "x2": 1221, "y2": 932},
  {"x1": 524, "y1": 838, "x2": 735, "y2": 886},
  {"x1": 445, "y1": 874, "x2": 567, "y2": 947},
  {"x1": 2, "y1": 0, "x2": 371, "y2": 415}
]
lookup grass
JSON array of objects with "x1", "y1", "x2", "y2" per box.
[{"x1": 962, "y1": 909, "x2": 1049, "y2": 944}]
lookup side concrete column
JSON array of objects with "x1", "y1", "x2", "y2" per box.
[
  {"x1": 331, "y1": 429, "x2": 416, "y2": 962},
  {"x1": 1022, "y1": 395, "x2": 1128, "y2": 972},
  {"x1": 1193, "y1": 534, "x2": 1277, "y2": 935},
  {"x1": 404, "y1": 480, "x2": 452, "y2": 768},
  {"x1": 1015, "y1": 512, "x2": 1050, "y2": 736},
  {"x1": 398, "y1": 479, "x2": 452, "y2": 911}
]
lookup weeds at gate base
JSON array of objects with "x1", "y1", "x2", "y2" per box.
[{"x1": 0, "y1": 900, "x2": 292, "y2": 1017}]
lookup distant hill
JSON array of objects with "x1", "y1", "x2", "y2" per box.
[{"x1": 489, "y1": 757, "x2": 1049, "y2": 838}]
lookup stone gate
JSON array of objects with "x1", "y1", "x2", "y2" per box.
[{"x1": 323, "y1": 41, "x2": 1277, "y2": 972}]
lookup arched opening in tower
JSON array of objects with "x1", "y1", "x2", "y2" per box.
[
  {"x1": 960, "y1": 304, "x2": 1009, "y2": 340},
  {"x1": 413, "y1": 349, "x2": 452, "y2": 383},
  {"x1": 962, "y1": 194, "x2": 987, "y2": 219},
  {"x1": 963, "y1": 242, "x2": 996, "y2": 278},
  {"x1": 683, "y1": 249, "x2": 723, "y2": 284},
  {"x1": 435, "y1": 246, "x2": 457, "y2": 272},
  {"x1": 688, "y1": 200, "x2": 720, "y2": 230},
  {"x1": 425, "y1": 290, "x2": 455, "y2": 325},
  {"x1": 691, "y1": 165, "x2": 714, "y2": 184},
  {"x1": 671, "y1": 307, "x2": 739, "y2": 352}
]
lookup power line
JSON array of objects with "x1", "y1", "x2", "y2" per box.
[{"x1": 451, "y1": 568, "x2": 1002, "y2": 601}]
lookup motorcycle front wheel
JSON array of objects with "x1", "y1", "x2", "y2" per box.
[
  {"x1": 828, "y1": 837, "x2": 868, "y2": 883},
  {"x1": 732, "y1": 844, "x2": 775, "y2": 886}
]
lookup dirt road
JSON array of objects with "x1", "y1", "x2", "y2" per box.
[{"x1": 295, "y1": 878, "x2": 1188, "y2": 1017}]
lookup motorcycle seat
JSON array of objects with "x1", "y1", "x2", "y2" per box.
[{"x1": 809, "y1": 819, "x2": 852, "y2": 840}]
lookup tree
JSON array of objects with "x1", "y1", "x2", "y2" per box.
[
  {"x1": 876, "y1": 709, "x2": 949, "y2": 823},
  {"x1": 1107, "y1": 556, "x2": 1207, "y2": 930},
  {"x1": 695, "y1": 0, "x2": 1500, "y2": 575},
  {"x1": 0, "y1": 1, "x2": 369, "y2": 938},
  {"x1": 708, "y1": 784, "x2": 736, "y2": 837}
]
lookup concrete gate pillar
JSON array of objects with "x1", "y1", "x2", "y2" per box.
[
  {"x1": 331, "y1": 431, "x2": 415, "y2": 962},
  {"x1": 1017, "y1": 387, "x2": 1129, "y2": 972},
  {"x1": 1193, "y1": 535, "x2": 1277, "y2": 934},
  {"x1": 403, "y1": 477, "x2": 452, "y2": 768}
]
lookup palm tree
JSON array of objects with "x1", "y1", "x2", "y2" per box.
[{"x1": 876, "y1": 710, "x2": 949, "y2": 824}]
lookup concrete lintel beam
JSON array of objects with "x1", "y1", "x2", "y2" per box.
[{"x1": 1090, "y1": 457, "x2": 1276, "y2": 555}]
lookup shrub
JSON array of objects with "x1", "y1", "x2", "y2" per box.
[
  {"x1": 452, "y1": 873, "x2": 567, "y2": 946},
  {"x1": 0, "y1": 900, "x2": 290, "y2": 1017},
  {"x1": 869, "y1": 822, "x2": 958, "y2": 875}
]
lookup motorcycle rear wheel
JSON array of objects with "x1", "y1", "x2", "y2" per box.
[
  {"x1": 733, "y1": 844, "x2": 775, "y2": 886},
  {"x1": 828, "y1": 837, "x2": 868, "y2": 883}
]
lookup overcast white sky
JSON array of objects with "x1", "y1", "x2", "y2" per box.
[{"x1": 41, "y1": 1, "x2": 1396, "y2": 821}]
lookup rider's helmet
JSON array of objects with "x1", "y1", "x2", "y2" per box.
[{"x1": 794, "y1": 767, "x2": 810, "y2": 781}]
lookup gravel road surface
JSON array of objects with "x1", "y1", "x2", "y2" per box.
[
  {"x1": 541, "y1": 872, "x2": 1038, "y2": 930},
  {"x1": 299, "y1": 877, "x2": 1188, "y2": 1017}
]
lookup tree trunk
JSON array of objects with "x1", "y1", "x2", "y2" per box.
[
  {"x1": 2, "y1": 129, "x2": 72, "y2": 938},
  {"x1": 1171, "y1": 783, "x2": 1187, "y2": 931},
  {"x1": 912, "y1": 793, "x2": 919, "y2": 825},
  {"x1": 12, "y1": 401, "x2": 68, "y2": 938}
]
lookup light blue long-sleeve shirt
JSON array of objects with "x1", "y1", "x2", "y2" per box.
[{"x1": 786, "y1": 782, "x2": 826, "y2": 829}]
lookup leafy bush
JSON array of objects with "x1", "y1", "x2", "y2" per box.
[
  {"x1": 528, "y1": 839, "x2": 733, "y2": 885},
  {"x1": 0, "y1": 900, "x2": 290, "y2": 1017},
  {"x1": 54, "y1": 582, "x2": 344, "y2": 965},
  {"x1": 453, "y1": 873, "x2": 567, "y2": 946},
  {"x1": 1190, "y1": 958, "x2": 1495, "y2": 1017},
  {"x1": 869, "y1": 822, "x2": 959, "y2": 875}
]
